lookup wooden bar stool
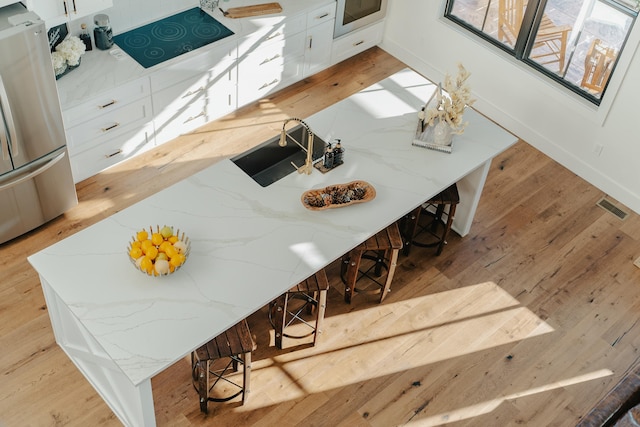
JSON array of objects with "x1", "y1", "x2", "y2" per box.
[
  {"x1": 269, "y1": 269, "x2": 330, "y2": 349},
  {"x1": 401, "y1": 183, "x2": 460, "y2": 256},
  {"x1": 340, "y1": 223, "x2": 403, "y2": 304},
  {"x1": 191, "y1": 319, "x2": 253, "y2": 414}
]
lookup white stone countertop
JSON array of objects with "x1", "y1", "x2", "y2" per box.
[
  {"x1": 55, "y1": 0, "x2": 335, "y2": 109},
  {"x1": 29, "y1": 69, "x2": 517, "y2": 386}
]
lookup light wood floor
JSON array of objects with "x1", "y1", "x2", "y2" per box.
[{"x1": 2, "y1": 47, "x2": 640, "y2": 427}]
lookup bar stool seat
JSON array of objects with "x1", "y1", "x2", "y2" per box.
[
  {"x1": 340, "y1": 223, "x2": 403, "y2": 304},
  {"x1": 269, "y1": 269, "x2": 330, "y2": 349},
  {"x1": 191, "y1": 319, "x2": 253, "y2": 413},
  {"x1": 401, "y1": 183, "x2": 460, "y2": 256}
]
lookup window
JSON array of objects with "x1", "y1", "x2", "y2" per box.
[{"x1": 445, "y1": 0, "x2": 638, "y2": 105}]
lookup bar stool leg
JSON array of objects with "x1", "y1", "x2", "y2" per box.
[
  {"x1": 314, "y1": 289, "x2": 328, "y2": 346},
  {"x1": 242, "y1": 351, "x2": 251, "y2": 404},
  {"x1": 343, "y1": 250, "x2": 363, "y2": 304},
  {"x1": 403, "y1": 206, "x2": 422, "y2": 256},
  {"x1": 379, "y1": 247, "x2": 399, "y2": 303},
  {"x1": 436, "y1": 203, "x2": 457, "y2": 256},
  {"x1": 272, "y1": 293, "x2": 288, "y2": 350}
]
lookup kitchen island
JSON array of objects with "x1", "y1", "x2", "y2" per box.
[{"x1": 28, "y1": 68, "x2": 517, "y2": 426}]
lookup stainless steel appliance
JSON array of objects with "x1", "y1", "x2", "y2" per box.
[
  {"x1": 334, "y1": 0, "x2": 388, "y2": 38},
  {"x1": 0, "y1": 3, "x2": 77, "y2": 245}
]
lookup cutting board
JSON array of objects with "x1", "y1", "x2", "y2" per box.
[{"x1": 223, "y1": 2, "x2": 283, "y2": 18}]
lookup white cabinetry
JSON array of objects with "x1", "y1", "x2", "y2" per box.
[
  {"x1": 150, "y1": 40, "x2": 237, "y2": 146},
  {"x1": 63, "y1": 77, "x2": 154, "y2": 183},
  {"x1": 27, "y1": 0, "x2": 112, "y2": 28},
  {"x1": 237, "y1": 14, "x2": 307, "y2": 107},
  {"x1": 303, "y1": 3, "x2": 335, "y2": 78},
  {"x1": 331, "y1": 20, "x2": 384, "y2": 65},
  {"x1": 57, "y1": 1, "x2": 377, "y2": 182}
]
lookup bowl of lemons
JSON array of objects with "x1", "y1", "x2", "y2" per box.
[{"x1": 128, "y1": 225, "x2": 190, "y2": 276}]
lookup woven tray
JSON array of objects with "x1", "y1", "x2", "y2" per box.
[{"x1": 301, "y1": 180, "x2": 376, "y2": 211}]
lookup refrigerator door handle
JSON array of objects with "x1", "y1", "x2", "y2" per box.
[
  {"x1": 0, "y1": 122, "x2": 7, "y2": 161},
  {"x1": 0, "y1": 149, "x2": 67, "y2": 191},
  {"x1": 0, "y1": 73, "x2": 18, "y2": 158}
]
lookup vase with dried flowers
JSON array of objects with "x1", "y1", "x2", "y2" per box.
[{"x1": 413, "y1": 63, "x2": 476, "y2": 152}]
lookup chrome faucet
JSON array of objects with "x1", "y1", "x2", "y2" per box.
[{"x1": 279, "y1": 117, "x2": 315, "y2": 175}]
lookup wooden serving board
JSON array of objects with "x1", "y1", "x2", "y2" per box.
[
  {"x1": 301, "y1": 180, "x2": 376, "y2": 211},
  {"x1": 223, "y1": 2, "x2": 283, "y2": 18}
]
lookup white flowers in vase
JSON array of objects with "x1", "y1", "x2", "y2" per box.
[
  {"x1": 418, "y1": 63, "x2": 476, "y2": 135},
  {"x1": 51, "y1": 35, "x2": 86, "y2": 76}
]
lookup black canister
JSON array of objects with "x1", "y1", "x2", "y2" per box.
[{"x1": 94, "y1": 14, "x2": 113, "y2": 50}]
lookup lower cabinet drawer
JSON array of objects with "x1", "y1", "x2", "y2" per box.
[
  {"x1": 153, "y1": 76, "x2": 237, "y2": 146},
  {"x1": 66, "y1": 97, "x2": 153, "y2": 152},
  {"x1": 62, "y1": 77, "x2": 151, "y2": 128},
  {"x1": 331, "y1": 21, "x2": 384, "y2": 65},
  {"x1": 237, "y1": 54, "x2": 304, "y2": 107},
  {"x1": 69, "y1": 122, "x2": 155, "y2": 183}
]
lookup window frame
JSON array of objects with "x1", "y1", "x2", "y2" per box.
[{"x1": 443, "y1": 0, "x2": 638, "y2": 106}]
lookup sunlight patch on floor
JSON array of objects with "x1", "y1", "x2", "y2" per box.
[
  {"x1": 405, "y1": 368, "x2": 613, "y2": 426},
  {"x1": 244, "y1": 281, "x2": 554, "y2": 405}
]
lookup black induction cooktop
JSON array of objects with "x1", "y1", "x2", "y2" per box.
[{"x1": 113, "y1": 8, "x2": 234, "y2": 69}]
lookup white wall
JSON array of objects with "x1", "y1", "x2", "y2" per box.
[{"x1": 381, "y1": 1, "x2": 640, "y2": 214}]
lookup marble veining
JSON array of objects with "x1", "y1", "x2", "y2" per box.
[{"x1": 30, "y1": 69, "x2": 517, "y2": 387}]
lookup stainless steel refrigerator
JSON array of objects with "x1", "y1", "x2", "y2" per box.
[{"x1": 0, "y1": 3, "x2": 77, "y2": 245}]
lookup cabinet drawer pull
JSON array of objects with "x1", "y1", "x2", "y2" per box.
[
  {"x1": 101, "y1": 123, "x2": 120, "y2": 132},
  {"x1": 98, "y1": 100, "x2": 117, "y2": 109},
  {"x1": 266, "y1": 31, "x2": 282, "y2": 40},
  {"x1": 105, "y1": 149, "x2": 122, "y2": 159},
  {"x1": 353, "y1": 40, "x2": 365, "y2": 47},
  {"x1": 72, "y1": 0, "x2": 77, "y2": 13},
  {"x1": 183, "y1": 86, "x2": 205, "y2": 98},
  {"x1": 63, "y1": 0, "x2": 68, "y2": 16},
  {"x1": 259, "y1": 79, "x2": 279, "y2": 89},
  {"x1": 185, "y1": 110, "x2": 206, "y2": 123},
  {"x1": 260, "y1": 54, "x2": 281, "y2": 65},
  {"x1": 316, "y1": 13, "x2": 329, "y2": 19}
]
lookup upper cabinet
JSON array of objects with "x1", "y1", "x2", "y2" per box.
[{"x1": 27, "y1": 0, "x2": 113, "y2": 28}]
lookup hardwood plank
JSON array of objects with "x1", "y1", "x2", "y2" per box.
[{"x1": 2, "y1": 47, "x2": 640, "y2": 426}]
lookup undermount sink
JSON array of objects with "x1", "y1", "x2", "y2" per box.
[{"x1": 231, "y1": 125, "x2": 326, "y2": 187}]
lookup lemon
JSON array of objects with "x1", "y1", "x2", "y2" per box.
[
  {"x1": 151, "y1": 232, "x2": 164, "y2": 246},
  {"x1": 164, "y1": 245, "x2": 178, "y2": 259},
  {"x1": 136, "y1": 230, "x2": 149, "y2": 242},
  {"x1": 159, "y1": 241, "x2": 172, "y2": 254},
  {"x1": 145, "y1": 246, "x2": 159, "y2": 261},
  {"x1": 140, "y1": 240, "x2": 154, "y2": 254},
  {"x1": 170, "y1": 253, "x2": 186, "y2": 268},
  {"x1": 168, "y1": 235, "x2": 179, "y2": 244},
  {"x1": 139, "y1": 256, "x2": 154, "y2": 274},
  {"x1": 129, "y1": 246, "x2": 143, "y2": 260}
]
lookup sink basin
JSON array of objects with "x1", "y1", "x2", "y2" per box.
[{"x1": 231, "y1": 125, "x2": 326, "y2": 187}]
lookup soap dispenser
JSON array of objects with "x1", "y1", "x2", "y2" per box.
[
  {"x1": 333, "y1": 140, "x2": 344, "y2": 166},
  {"x1": 323, "y1": 143, "x2": 334, "y2": 169}
]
